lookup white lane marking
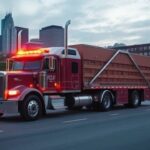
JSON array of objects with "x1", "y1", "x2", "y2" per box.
[
  {"x1": 64, "y1": 118, "x2": 88, "y2": 124},
  {"x1": 0, "y1": 130, "x2": 4, "y2": 133},
  {"x1": 110, "y1": 113, "x2": 119, "y2": 116}
]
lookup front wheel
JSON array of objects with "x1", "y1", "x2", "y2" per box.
[{"x1": 19, "y1": 95, "x2": 42, "y2": 121}]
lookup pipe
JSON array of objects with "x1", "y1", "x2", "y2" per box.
[
  {"x1": 17, "y1": 30, "x2": 23, "y2": 50},
  {"x1": 64, "y1": 20, "x2": 71, "y2": 57}
]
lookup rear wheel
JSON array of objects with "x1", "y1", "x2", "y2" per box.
[
  {"x1": 129, "y1": 90, "x2": 141, "y2": 108},
  {"x1": 100, "y1": 91, "x2": 113, "y2": 111},
  {"x1": 19, "y1": 94, "x2": 42, "y2": 121}
]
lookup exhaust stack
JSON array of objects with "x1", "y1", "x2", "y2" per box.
[{"x1": 64, "y1": 20, "x2": 71, "y2": 57}]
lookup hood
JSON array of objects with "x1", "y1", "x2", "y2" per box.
[{"x1": 5, "y1": 71, "x2": 38, "y2": 90}]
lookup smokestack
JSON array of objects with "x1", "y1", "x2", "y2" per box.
[
  {"x1": 18, "y1": 30, "x2": 23, "y2": 50},
  {"x1": 64, "y1": 20, "x2": 71, "y2": 57}
]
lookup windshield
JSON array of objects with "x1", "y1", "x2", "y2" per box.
[{"x1": 12, "y1": 60, "x2": 41, "y2": 71}]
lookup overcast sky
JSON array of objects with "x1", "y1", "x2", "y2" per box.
[{"x1": 0, "y1": 0, "x2": 150, "y2": 47}]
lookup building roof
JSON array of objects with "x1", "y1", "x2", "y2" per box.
[{"x1": 40, "y1": 25, "x2": 64, "y2": 31}]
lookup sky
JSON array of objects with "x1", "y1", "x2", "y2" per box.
[{"x1": 0, "y1": 0, "x2": 150, "y2": 47}]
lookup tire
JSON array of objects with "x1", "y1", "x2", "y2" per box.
[
  {"x1": 100, "y1": 91, "x2": 112, "y2": 111},
  {"x1": 19, "y1": 94, "x2": 42, "y2": 121},
  {"x1": 129, "y1": 91, "x2": 141, "y2": 108}
]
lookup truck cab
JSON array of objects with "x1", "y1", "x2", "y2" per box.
[
  {"x1": 0, "y1": 47, "x2": 81, "y2": 120},
  {"x1": 6, "y1": 47, "x2": 81, "y2": 93}
]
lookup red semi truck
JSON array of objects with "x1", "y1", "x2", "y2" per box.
[{"x1": 0, "y1": 44, "x2": 150, "y2": 120}]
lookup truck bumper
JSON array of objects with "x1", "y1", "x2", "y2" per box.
[{"x1": 0, "y1": 101, "x2": 18, "y2": 114}]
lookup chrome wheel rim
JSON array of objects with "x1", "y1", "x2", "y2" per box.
[{"x1": 27, "y1": 100, "x2": 39, "y2": 118}]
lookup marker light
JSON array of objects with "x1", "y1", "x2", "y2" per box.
[
  {"x1": 17, "y1": 48, "x2": 49, "y2": 56},
  {"x1": 29, "y1": 84, "x2": 33, "y2": 88},
  {"x1": 54, "y1": 82, "x2": 61, "y2": 91}
]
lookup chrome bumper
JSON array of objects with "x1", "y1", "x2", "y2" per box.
[{"x1": 0, "y1": 101, "x2": 18, "y2": 114}]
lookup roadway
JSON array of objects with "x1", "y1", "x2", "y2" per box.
[{"x1": 0, "y1": 101, "x2": 150, "y2": 150}]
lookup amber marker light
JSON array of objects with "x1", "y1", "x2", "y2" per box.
[
  {"x1": 17, "y1": 48, "x2": 49, "y2": 56},
  {"x1": 4, "y1": 90, "x2": 8, "y2": 100}
]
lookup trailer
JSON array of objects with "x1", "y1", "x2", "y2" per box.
[{"x1": 0, "y1": 44, "x2": 150, "y2": 120}]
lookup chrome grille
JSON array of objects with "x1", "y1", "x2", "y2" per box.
[{"x1": 0, "y1": 73, "x2": 5, "y2": 100}]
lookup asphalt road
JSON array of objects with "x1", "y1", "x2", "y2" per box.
[{"x1": 1, "y1": 101, "x2": 150, "y2": 150}]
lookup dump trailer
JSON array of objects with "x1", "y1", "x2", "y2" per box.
[
  {"x1": 0, "y1": 44, "x2": 150, "y2": 120},
  {"x1": 70, "y1": 44, "x2": 150, "y2": 109}
]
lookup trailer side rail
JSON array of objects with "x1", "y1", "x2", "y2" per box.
[{"x1": 89, "y1": 50, "x2": 150, "y2": 88}]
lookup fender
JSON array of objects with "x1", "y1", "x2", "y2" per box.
[{"x1": 19, "y1": 88, "x2": 43, "y2": 101}]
